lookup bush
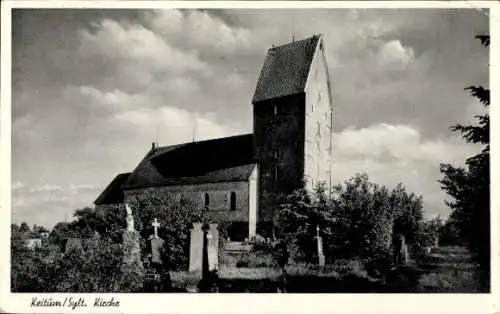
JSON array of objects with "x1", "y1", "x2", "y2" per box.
[
  {"x1": 249, "y1": 234, "x2": 274, "y2": 253},
  {"x1": 237, "y1": 251, "x2": 276, "y2": 268},
  {"x1": 275, "y1": 173, "x2": 426, "y2": 265},
  {"x1": 127, "y1": 192, "x2": 205, "y2": 270}
]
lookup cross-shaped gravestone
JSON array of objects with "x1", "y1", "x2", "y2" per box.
[
  {"x1": 152, "y1": 218, "x2": 160, "y2": 238},
  {"x1": 315, "y1": 225, "x2": 325, "y2": 266}
]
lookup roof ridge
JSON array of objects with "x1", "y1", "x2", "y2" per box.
[
  {"x1": 154, "y1": 133, "x2": 253, "y2": 150},
  {"x1": 268, "y1": 34, "x2": 321, "y2": 51}
]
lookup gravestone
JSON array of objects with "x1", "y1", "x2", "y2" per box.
[
  {"x1": 120, "y1": 204, "x2": 144, "y2": 292},
  {"x1": 189, "y1": 223, "x2": 204, "y2": 272},
  {"x1": 207, "y1": 223, "x2": 219, "y2": 271},
  {"x1": 393, "y1": 234, "x2": 409, "y2": 265},
  {"x1": 315, "y1": 225, "x2": 325, "y2": 266},
  {"x1": 199, "y1": 224, "x2": 219, "y2": 292},
  {"x1": 149, "y1": 218, "x2": 165, "y2": 266},
  {"x1": 146, "y1": 218, "x2": 172, "y2": 292}
]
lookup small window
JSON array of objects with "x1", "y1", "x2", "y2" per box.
[
  {"x1": 204, "y1": 193, "x2": 210, "y2": 208},
  {"x1": 230, "y1": 192, "x2": 236, "y2": 211}
]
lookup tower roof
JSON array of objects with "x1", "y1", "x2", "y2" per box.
[{"x1": 252, "y1": 34, "x2": 321, "y2": 104}]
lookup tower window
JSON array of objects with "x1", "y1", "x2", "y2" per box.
[
  {"x1": 204, "y1": 193, "x2": 210, "y2": 208},
  {"x1": 230, "y1": 191, "x2": 237, "y2": 211}
]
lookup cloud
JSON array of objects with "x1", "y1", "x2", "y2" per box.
[
  {"x1": 28, "y1": 184, "x2": 63, "y2": 193},
  {"x1": 146, "y1": 9, "x2": 258, "y2": 56},
  {"x1": 80, "y1": 19, "x2": 210, "y2": 73},
  {"x1": 12, "y1": 183, "x2": 100, "y2": 229},
  {"x1": 377, "y1": 40, "x2": 415, "y2": 70},
  {"x1": 11, "y1": 9, "x2": 488, "y2": 228},
  {"x1": 331, "y1": 123, "x2": 480, "y2": 218},
  {"x1": 77, "y1": 18, "x2": 212, "y2": 92},
  {"x1": 334, "y1": 124, "x2": 474, "y2": 164},
  {"x1": 69, "y1": 184, "x2": 99, "y2": 192},
  {"x1": 12, "y1": 181, "x2": 25, "y2": 191}
]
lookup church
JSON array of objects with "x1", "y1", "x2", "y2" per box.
[{"x1": 94, "y1": 34, "x2": 334, "y2": 241}]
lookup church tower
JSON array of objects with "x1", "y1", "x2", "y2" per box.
[{"x1": 252, "y1": 34, "x2": 334, "y2": 236}]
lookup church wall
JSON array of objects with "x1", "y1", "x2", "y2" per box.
[
  {"x1": 248, "y1": 165, "x2": 258, "y2": 238},
  {"x1": 123, "y1": 181, "x2": 250, "y2": 223},
  {"x1": 253, "y1": 93, "x2": 306, "y2": 233},
  {"x1": 304, "y1": 39, "x2": 333, "y2": 192}
]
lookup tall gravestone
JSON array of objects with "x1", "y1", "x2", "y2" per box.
[
  {"x1": 393, "y1": 234, "x2": 409, "y2": 265},
  {"x1": 146, "y1": 217, "x2": 171, "y2": 292},
  {"x1": 189, "y1": 223, "x2": 204, "y2": 272},
  {"x1": 315, "y1": 225, "x2": 325, "y2": 266},
  {"x1": 120, "y1": 204, "x2": 145, "y2": 292},
  {"x1": 207, "y1": 223, "x2": 219, "y2": 271},
  {"x1": 150, "y1": 218, "x2": 165, "y2": 266},
  {"x1": 199, "y1": 224, "x2": 219, "y2": 292}
]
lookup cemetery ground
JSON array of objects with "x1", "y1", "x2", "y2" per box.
[
  {"x1": 165, "y1": 245, "x2": 480, "y2": 293},
  {"x1": 11, "y1": 174, "x2": 485, "y2": 293}
]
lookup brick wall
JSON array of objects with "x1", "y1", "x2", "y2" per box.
[
  {"x1": 124, "y1": 181, "x2": 250, "y2": 223},
  {"x1": 253, "y1": 93, "x2": 306, "y2": 225}
]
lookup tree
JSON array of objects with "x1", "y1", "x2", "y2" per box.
[
  {"x1": 439, "y1": 35, "x2": 490, "y2": 291},
  {"x1": 415, "y1": 217, "x2": 443, "y2": 248},
  {"x1": 127, "y1": 192, "x2": 205, "y2": 270},
  {"x1": 276, "y1": 173, "x2": 425, "y2": 265},
  {"x1": 49, "y1": 221, "x2": 76, "y2": 250},
  {"x1": 70, "y1": 206, "x2": 125, "y2": 243},
  {"x1": 438, "y1": 217, "x2": 461, "y2": 246},
  {"x1": 329, "y1": 173, "x2": 396, "y2": 260},
  {"x1": 19, "y1": 222, "x2": 30, "y2": 233}
]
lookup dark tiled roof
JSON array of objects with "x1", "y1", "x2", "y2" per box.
[
  {"x1": 122, "y1": 134, "x2": 256, "y2": 189},
  {"x1": 94, "y1": 173, "x2": 131, "y2": 205},
  {"x1": 252, "y1": 35, "x2": 321, "y2": 104}
]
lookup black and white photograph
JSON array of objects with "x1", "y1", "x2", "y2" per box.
[{"x1": 1, "y1": 1, "x2": 497, "y2": 311}]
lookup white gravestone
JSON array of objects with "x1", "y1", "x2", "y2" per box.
[
  {"x1": 207, "y1": 224, "x2": 219, "y2": 271},
  {"x1": 125, "y1": 204, "x2": 135, "y2": 231},
  {"x1": 152, "y1": 218, "x2": 160, "y2": 238},
  {"x1": 189, "y1": 223, "x2": 204, "y2": 272},
  {"x1": 315, "y1": 225, "x2": 325, "y2": 266}
]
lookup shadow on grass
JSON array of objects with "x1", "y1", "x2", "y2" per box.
[{"x1": 216, "y1": 274, "x2": 388, "y2": 293}]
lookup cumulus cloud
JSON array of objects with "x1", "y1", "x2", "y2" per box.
[
  {"x1": 11, "y1": 9, "x2": 488, "y2": 228},
  {"x1": 28, "y1": 184, "x2": 63, "y2": 193},
  {"x1": 377, "y1": 40, "x2": 415, "y2": 70},
  {"x1": 331, "y1": 123, "x2": 480, "y2": 218},
  {"x1": 334, "y1": 124, "x2": 474, "y2": 164},
  {"x1": 79, "y1": 19, "x2": 210, "y2": 74},
  {"x1": 145, "y1": 9, "x2": 258, "y2": 56},
  {"x1": 12, "y1": 181, "x2": 25, "y2": 191},
  {"x1": 12, "y1": 183, "x2": 100, "y2": 228}
]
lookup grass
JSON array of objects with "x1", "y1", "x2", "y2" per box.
[
  {"x1": 414, "y1": 246, "x2": 480, "y2": 292},
  {"x1": 168, "y1": 246, "x2": 481, "y2": 292},
  {"x1": 170, "y1": 259, "x2": 373, "y2": 292}
]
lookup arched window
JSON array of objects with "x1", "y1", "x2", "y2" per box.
[
  {"x1": 230, "y1": 191, "x2": 236, "y2": 211},
  {"x1": 204, "y1": 193, "x2": 210, "y2": 208}
]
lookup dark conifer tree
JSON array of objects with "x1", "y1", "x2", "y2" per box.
[{"x1": 439, "y1": 35, "x2": 490, "y2": 291}]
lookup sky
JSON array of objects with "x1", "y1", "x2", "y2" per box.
[{"x1": 10, "y1": 8, "x2": 489, "y2": 229}]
